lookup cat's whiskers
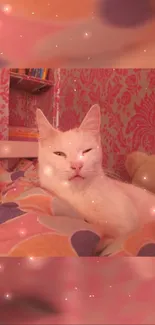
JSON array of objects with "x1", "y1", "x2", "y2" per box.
[
  {"x1": 48, "y1": 165, "x2": 101, "y2": 176},
  {"x1": 44, "y1": 164, "x2": 123, "y2": 182},
  {"x1": 104, "y1": 168, "x2": 123, "y2": 181}
]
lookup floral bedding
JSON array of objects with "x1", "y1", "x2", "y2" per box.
[
  {"x1": 0, "y1": 159, "x2": 155, "y2": 257},
  {"x1": 0, "y1": 159, "x2": 103, "y2": 256}
]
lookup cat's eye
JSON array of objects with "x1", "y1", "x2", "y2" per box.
[
  {"x1": 53, "y1": 151, "x2": 66, "y2": 158},
  {"x1": 83, "y1": 148, "x2": 92, "y2": 154}
]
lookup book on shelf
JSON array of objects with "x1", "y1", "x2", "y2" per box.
[
  {"x1": 28, "y1": 68, "x2": 49, "y2": 80},
  {"x1": 18, "y1": 69, "x2": 26, "y2": 74},
  {"x1": 10, "y1": 68, "x2": 49, "y2": 80},
  {"x1": 10, "y1": 68, "x2": 20, "y2": 73},
  {"x1": 11, "y1": 68, "x2": 26, "y2": 74}
]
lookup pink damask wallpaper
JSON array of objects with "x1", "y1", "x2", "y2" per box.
[
  {"x1": 58, "y1": 68, "x2": 155, "y2": 180},
  {"x1": 9, "y1": 69, "x2": 54, "y2": 127},
  {"x1": 0, "y1": 69, "x2": 10, "y2": 140},
  {"x1": 6, "y1": 68, "x2": 155, "y2": 179}
]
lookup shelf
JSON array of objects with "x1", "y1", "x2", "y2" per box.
[
  {"x1": 9, "y1": 126, "x2": 38, "y2": 142},
  {"x1": 10, "y1": 72, "x2": 53, "y2": 94},
  {"x1": 0, "y1": 140, "x2": 38, "y2": 158}
]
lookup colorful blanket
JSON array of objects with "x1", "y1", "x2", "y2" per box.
[
  {"x1": 0, "y1": 159, "x2": 155, "y2": 257},
  {"x1": 0, "y1": 159, "x2": 103, "y2": 256}
]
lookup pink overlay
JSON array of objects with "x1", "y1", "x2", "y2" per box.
[
  {"x1": 0, "y1": 68, "x2": 155, "y2": 323},
  {"x1": 1, "y1": 68, "x2": 155, "y2": 178}
]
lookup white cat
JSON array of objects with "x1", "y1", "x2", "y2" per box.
[{"x1": 36, "y1": 105, "x2": 155, "y2": 255}]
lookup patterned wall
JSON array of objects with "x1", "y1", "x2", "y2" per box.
[
  {"x1": 58, "y1": 68, "x2": 155, "y2": 180},
  {"x1": 0, "y1": 69, "x2": 10, "y2": 140},
  {"x1": 5, "y1": 68, "x2": 155, "y2": 180},
  {"x1": 9, "y1": 69, "x2": 54, "y2": 127}
]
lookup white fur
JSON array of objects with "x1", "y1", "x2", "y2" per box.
[{"x1": 36, "y1": 105, "x2": 155, "y2": 258}]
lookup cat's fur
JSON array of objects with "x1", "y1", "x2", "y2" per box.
[{"x1": 36, "y1": 105, "x2": 155, "y2": 255}]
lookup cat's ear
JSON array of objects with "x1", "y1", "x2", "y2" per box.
[
  {"x1": 79, "y1": 104, "x2": 101, "y2": 133},
  {"x1": 36, "y1": 109, "x2": 57, "y2": 141}
]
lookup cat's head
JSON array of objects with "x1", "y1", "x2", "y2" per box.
[{"x1": 36, "y1": 104, "x2": 103, "y2": 188}]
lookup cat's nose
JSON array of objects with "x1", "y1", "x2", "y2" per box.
[{"x1": 70, "y1": 161, "x2": 83, "y2": 171}]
